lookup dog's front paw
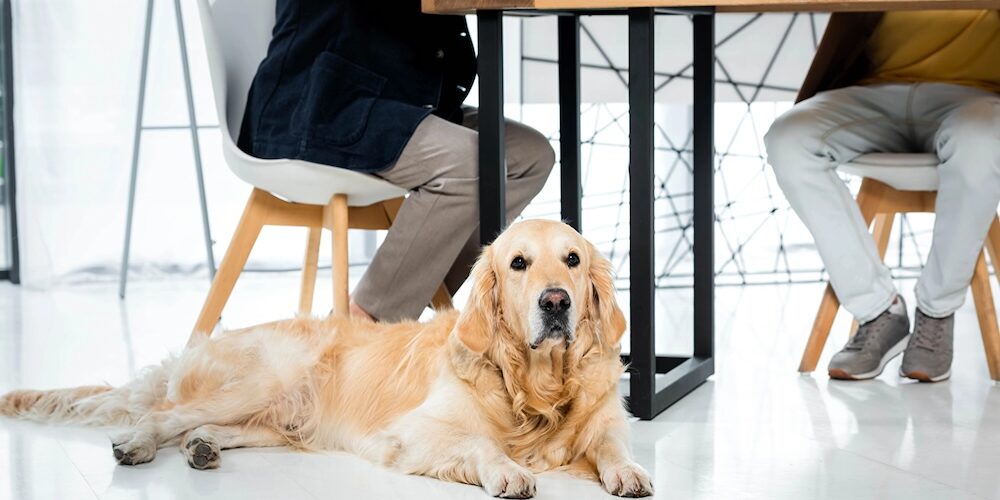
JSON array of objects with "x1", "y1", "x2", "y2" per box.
[
  {"x1": 111, "y1": 432, "x2": 157, "y2": 466},
  {"x1": 601, "y1": 462, "x2": 653, "y2": 497},
  {"x1": 482, "y1": 463, "x2": 536, "y2": 498}
]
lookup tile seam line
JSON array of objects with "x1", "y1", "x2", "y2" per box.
[{"x1": 55, "y1": 439, "x2": 102, "y2": 500}]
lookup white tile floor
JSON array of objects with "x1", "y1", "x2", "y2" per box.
[{"x1": 1, "y1": 274, "x2": 999, "y2": 500}]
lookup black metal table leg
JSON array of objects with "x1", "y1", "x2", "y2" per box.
[
  {"x1": 693, "y1": 12, "x2": 715, "y2": 363},
  {"x1": 627, "y1": 8, "x2": 656, "y2": 420},
  {"x1": 624, "y1": 9, "x2": 716, "y2": 420},
  {"x1": 640, "y1": 11, "x2": 716, "y2": 416},
  {"x1": 558, "y1": 15, "x2": 582, "y2": 231},
  {"x1": 1, "y1": 0, "x2": 17, "y2": 284},
  {"x1": 477, "y1": 10, "x2": 507, "y2": 246}
]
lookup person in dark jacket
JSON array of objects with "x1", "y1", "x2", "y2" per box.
[
  {"x1": 239, "y1": 1, "x2": 555, "y2": 322},
  {"x1": 765, "y1": 11, "x2": 1000, "y2": 382}
]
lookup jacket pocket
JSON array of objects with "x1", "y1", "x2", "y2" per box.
[{"x1": 290, "y1": 52, "x2": 387, "y2": 146}]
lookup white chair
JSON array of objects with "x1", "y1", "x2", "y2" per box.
[
  {"x1": 799, "y1": 153, "x2": 1000, "y2": 381},
  {"x1": 190, "y1": 0, "x2": 451, "y2": 340}
]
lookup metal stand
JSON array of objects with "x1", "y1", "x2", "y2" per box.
[{"x1": 119, "y1": 0, "x2": 216, "y2": 298}]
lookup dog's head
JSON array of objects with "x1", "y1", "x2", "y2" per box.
[{"x1": 452, "y1": 220, "x2": 626, "y2": 356}]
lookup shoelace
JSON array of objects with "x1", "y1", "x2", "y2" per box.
[
  {"x1": 844, "y1": 314, "x2": 887, "y2": 351},
  {"x1": 911, "y1": 315, "x2": 944, "y2": 351}
]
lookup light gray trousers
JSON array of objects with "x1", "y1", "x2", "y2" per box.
[
  {"x1": 765, "y1": 83, "x2": 1000, "y2": 323},
  {"x1": 352, "y1": 106, "x2": 555, "y2": 321}
]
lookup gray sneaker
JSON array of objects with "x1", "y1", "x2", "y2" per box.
[
  {"x1": 900, "y1": 309, "x2": 954, "y2": 382},
  {"x1": 828, "y1": 297, "x2": 911, "y2": 380}
]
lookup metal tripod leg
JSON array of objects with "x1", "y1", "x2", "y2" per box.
[
  {"x1": 173, "y1": 0, "x2": 216, "y2": 281},
  {"x1": 120, "y1": 0, "x2": 216, "y2": 298},
  {"x1": 119, "y1": 0, "x2": 154, "y2": 299}
]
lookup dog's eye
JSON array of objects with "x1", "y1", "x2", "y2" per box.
[
  {"x1": 511, "y1": 256, "x2": 527, "y2": 270},
  {"x1": 567, "y1": 252, "x2": 580, "y2": 268}
]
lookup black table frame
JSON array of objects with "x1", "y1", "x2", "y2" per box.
[
  {"x1": 476, "y1": 7, "x2": 715, "y2": 420},
  {"x1": 0, "y1": 0, "x2": 17, "y2": 284}
]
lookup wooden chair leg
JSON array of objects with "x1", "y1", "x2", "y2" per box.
[
  {"x1": 189, "y1": 189, "x2": 267, "y2": 344},
  {"x1": 380, "y1": 197, "x2": 405, "y2": 222},
  {"x1": 431, "y1": 284, "x2": 453, "y2": 310},
  {"x1": 799, "y1": 179, "x2": 886, "y2": 373},
  {"x1": 971, "y1": 251, "x2": 1000, "y2": 381},
  {"x1": 298, "y1": 227, "x2": 322, "y2": 315},
  {"x1": 800, "y1": 284, "x2": 841, "y2": 372},
  {"x1": 325, "y1": 194, "x2": 350, "y2": 316},
  {"x1": 985, "y1": 215, "x2": 1000, "y2": 292},
  {"x1": 856, "y1": 178, "x2": 887, "y2": 223},
  {"x1": 872, "y1": 212, "x2": 896, "y2": 260}
]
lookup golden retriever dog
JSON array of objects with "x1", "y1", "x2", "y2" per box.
[{"x1": 0, "y1": 220, "x2": 653, "y2": 498}]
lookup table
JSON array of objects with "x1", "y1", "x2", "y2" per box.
[
  {"x1": 425, "y1": 0, "x2": 1000, "y2": 13},
  {"x1": 423, "y1": 0, "x2": 1000, "y2": 420}
]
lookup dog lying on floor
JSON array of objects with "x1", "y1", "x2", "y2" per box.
[{"x1": 0, "y1": 220, "x2": 653, "y2": 498}]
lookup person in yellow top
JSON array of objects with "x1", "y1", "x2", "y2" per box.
[
  {"x1": 765, "y1": 11, "x2": 1000, "y2": 382},
  {"x1": 862, "y1": 10, "x2": 1000, "y2": 92}
]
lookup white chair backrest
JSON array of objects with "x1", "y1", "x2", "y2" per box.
[
  {"x1": 193, "y1": 0, "x2": 408, "y2": 207},
  {"x1": 197, "y1": 0, "x2": 276, "y2": 143}
]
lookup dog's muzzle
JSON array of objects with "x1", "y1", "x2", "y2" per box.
[{"x1": 530, "y1": 288, "x2": 574, "y2": 349}]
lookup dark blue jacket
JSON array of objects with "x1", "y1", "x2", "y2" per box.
[{"x1": 238, "y1": 0, "x2": 476, "y2": 173}]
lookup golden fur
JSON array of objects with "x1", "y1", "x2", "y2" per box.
[{"x1": 0, "y1": 220, "x2": 652, "y2": 498}]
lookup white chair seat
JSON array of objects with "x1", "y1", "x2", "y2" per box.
[
  {"x1": 223, "y1": 147, "x2": 407, "y2": 207},
  {"x1": 201, "y1": 0, "x2": 407, "y2": 208},
  {"x1": 838, "y1": 153, "x2": 940, "y2": 192}
]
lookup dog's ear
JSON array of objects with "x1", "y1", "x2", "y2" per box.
[
  {"x1": 586, "y1": 240, "x2": 626, "y2": 346},
  {"x1": 453, "y1": 246, "x2": 498, "y2": 355}
]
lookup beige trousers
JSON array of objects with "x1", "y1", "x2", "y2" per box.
[{"x1": 352, "y1": 107, "x2": 556, "y2": 321}]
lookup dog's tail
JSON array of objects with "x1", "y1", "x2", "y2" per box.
[{"x1": 0, "y1": 356, "x2": 175, "y2": 426}]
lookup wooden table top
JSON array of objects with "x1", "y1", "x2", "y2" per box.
[{"x1": 423, "y1": 0, "x2": 1000, "y2": 14}]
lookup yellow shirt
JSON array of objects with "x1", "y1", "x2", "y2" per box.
[{"x1": 862, "y1": 10, "x2": 1000, "y2": 93}]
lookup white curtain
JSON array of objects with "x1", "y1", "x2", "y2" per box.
[
  {"x1": 11, "y1": 1, "x2": 543, "y2": 289},
  {"x1": 13, "y1": 0, "x2": 382, "y2": 288}
]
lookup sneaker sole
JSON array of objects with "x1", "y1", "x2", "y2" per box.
[
  {"x1": 900, "y1": 368, "x2": 951, "y2": 383},
  {"x1": 828, "y1": 335, "x2": 910, "y2": 381}
]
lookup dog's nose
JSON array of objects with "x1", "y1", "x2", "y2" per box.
[{"x1": 539, "y1": 288, "x2": 571, "y2": 314}]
